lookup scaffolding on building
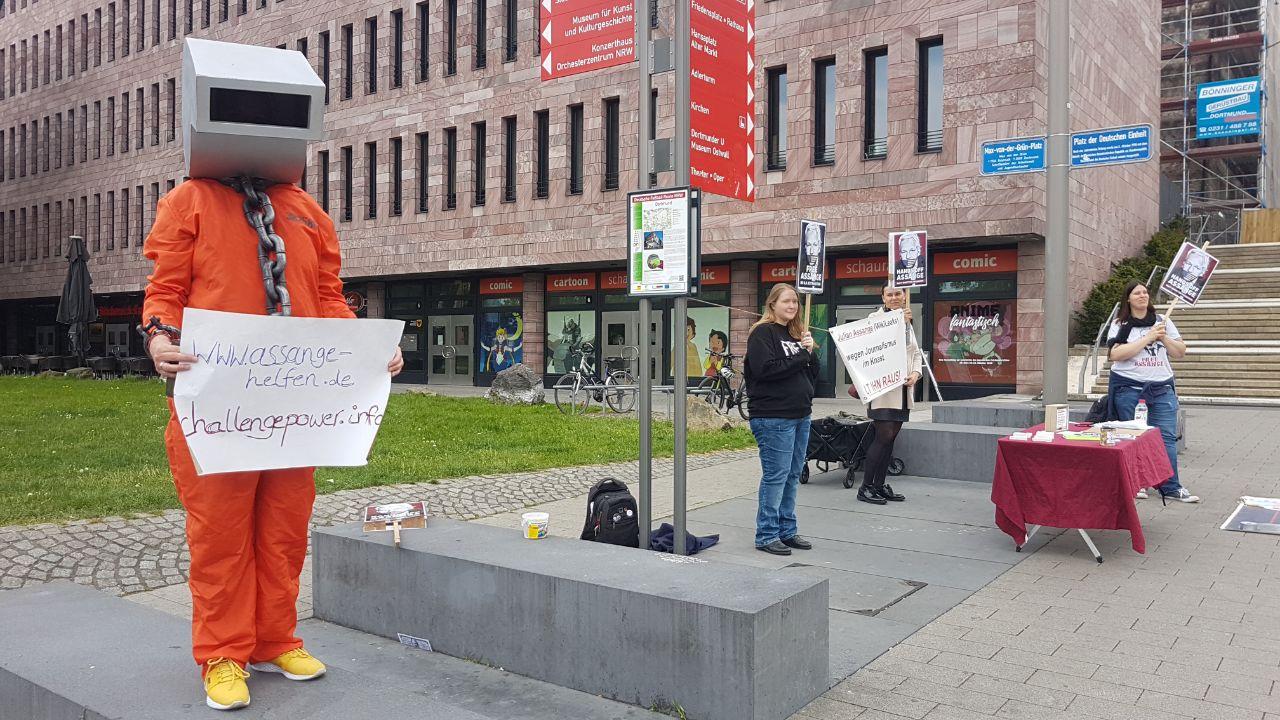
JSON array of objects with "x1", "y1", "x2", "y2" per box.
[{"x1": 1160, "y1": 0, "x2": 1270, "y2": 244}]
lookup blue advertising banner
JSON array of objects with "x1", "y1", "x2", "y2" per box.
[
  {"x1": 1070, "y1": 125, "x2": 1153, "y2": 168},
  {"x1": 980, "y1": 137, "x2": 1046, "y2": 175},
  {"x1": 1196, "y1": 77, "x2": 1261, "y2": 139}
]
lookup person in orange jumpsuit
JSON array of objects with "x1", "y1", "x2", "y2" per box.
[{"x1": 144, "y1": 39, "x2": 402, "y2": 712}]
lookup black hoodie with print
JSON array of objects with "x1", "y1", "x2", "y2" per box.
[{"x1": 745, "y1": 322, "x2": 819, "y2": 419}]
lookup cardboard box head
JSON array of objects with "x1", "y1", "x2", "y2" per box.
[{"x1": 182, "y1": 38, "x2": 325, "y2": 184}]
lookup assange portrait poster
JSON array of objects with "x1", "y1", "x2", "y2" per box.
[
  {"x1": 1160, "y1": 242, "x2": 1219, "y2": 306},
  {"x1": 173, "y1": 308, "x2": 404, "y2": 475},
  {"x1": 796, "y1": 220, "x2": 827, "y2": 294},
  {"x1": 831, "y1": 309, "x2": 908, "y2": 402},
  {"x1": 890, "y1": 230, "x2": 928, "y2": 288}
]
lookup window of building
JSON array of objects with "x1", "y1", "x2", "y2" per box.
[
  {"x1": 474, "y1": 0, "x2": 486, "y2": 69},
  {"x1": 864, "y1": 47, "x2": 888, "y2": 160},
  {"x1": 54, "y1": 112, "x2": 62, "y2": 168},
  {"x1": 917, "y1": 37, "x2": 943, "y2": 153},
  {"x1": 150, "y1": 83, "x2": 159, "y2": 145},
  {"x1": 297, "y1": 36, "x2": 308, "y2": 58},
  {"x1": 136, "y1": 184, "x2": 145, "y2": 245},
  {"x1": 366, "y1": 16, "x2": 377, "y2": 94},
  {"x1": 55, "y1": 26, "x2": 62, "y2": 81},
  {"x1": 812, "y1": 58, "x2": 834, "y2": 166},
  {"x1": 121, "y1": 188, "x2": 131, "y2": 248},
  {"x1": 390, "y1": 136, "x2": 402, "y2": 216},
  {"x1": 318, "y1": 149, "x2": 329, "y2": 211},
  {"x1": 69, "y1": 20, "x2": 77, "y2": 76},
  {"x1": 504, "y1": 0, "x2": 517, "y2": 61},
  {"x1": 123, "y1": 1, "x2": 131, "y2": 57},
  {"x1": 535, "y1": 109, "x2": 548, "y2": 199},
  {"x1": 106, "y1": 97, "x2": 116, "y2": 156},
  {"x1": 237, "y1": 0, "x2": 246, "y2": 15},
  {"x1": 366, "y1": 141, "x2": 377, "y2": 218},
  {"x1": 94, "y1": 9, "x2": 103, "y2": 66},
  {"x1": 106, "y1": 191, "x2": 115, "y2": 250},
  {"x1": 151, "y1": 0, "x2": 160, "y2": 46},
  {"x1": 41, "y1": 116, "x2": 49, "y2": 171},
  {"x1": 341, "y1": 145, "x2": 352, "y2": 221},
  {"x1": 166, "y1": 78, "x2": 175, "y2": 140},
  {"x1": 67, "y1": 108, "x2": 75, "y2": 166},
  {"x1": 416, "y1": 131, "x2": 429, "y2": 212},
  {"x1": 319, "y1": 31, "x2": 330, "y2": 103},
  {"x1": 169, "y1": 0, "x2": 177, "y2": 40},
  {"x1": 502, "y1": 115, "x2": 516, "y2": 202},
  {"x1": 219, "y1": 0, "x2": 228, "y2": 23},
  {"x1": 766, "y1": 66, "x2": 787, "y2": 170},
  {"x1": 341, "y1": 24, "x2": 354, "y2": 99},
  {"x1": 120, "y1": 93, "x2": 130, "y2": 154},
  {"x1": 416, "y1": 1, "x2": 428, "y2": 82},
  {"x1": 184, "y1": 0, "x2": 193, "y2": 34},
  {"x1": 92, "y1": 195, "x2": 101, "y2": 252},
  {"x1": 391, "y1": 9, "x2": 403, "y2": 87},
  {"x1": 80, "y1": 104, "x2": 89, "y2": 161},
  {"x1": 648, "y1": 88, "x2": 657, "y2": 187},
  {"x1": 444, "y1": 127, "x2": 457, "y2": 209},
  {"x1": 472, "y1": 121, "x2": 486, "y2": 206},
  {"x1": 108, "y1": 4, "x2": 117, "y2": 62},
  {"x1": 445, "y1": 0, "x2": 457, "y2": 75},
  {"x1": 603, "y1": 96, "x2": 619, "y2": 190},
  {"x1": 135, "y1": 87, "x2": 144, "y2": 149},
  {"x1": 568, "y1": 103, "x2": 583, "y2": 195}
]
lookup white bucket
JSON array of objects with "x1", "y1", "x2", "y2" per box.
[{"x1": 521, "y1": 512, "x2": 550, "y2": 540}]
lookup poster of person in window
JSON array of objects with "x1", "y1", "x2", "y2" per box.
[
  {"x1": 890, "y1": 230, "x2": 928, "y2": 288},
  {"x1": 932, "y1": 300, "x2": 1016, "y2": 384},
  {"x1": 546, "y1": 311, "x2": 597, "y2": 374},
  {"x1": 1160, "y1": 242, "x2": 1219, "y2": 305},
  {"x1": 479, "y1": 311, "x2": 523, "y2": 373}
]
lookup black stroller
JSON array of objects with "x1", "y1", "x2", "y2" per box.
[{"x1": 799, "y1": 413, "x2": 905, "y2": 488}]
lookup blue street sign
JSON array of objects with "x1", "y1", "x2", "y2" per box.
[
  {"x1": 1070, "y1": 125, "x2": 1153, "y2": 168},
  {"x1": 980, "y1": 136, "x2": 1046, "y2": 175},
  {"x1": 1196, "y1": 77, "x2": 1261, "y2": 139}
]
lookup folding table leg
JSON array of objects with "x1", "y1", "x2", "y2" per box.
[
  {"x1": 1078, "y1": 529, "x2": 1103, "y2": 563},
  {"x1": 1016, "y1": 524, "x2": 1041, "y2": 552}
]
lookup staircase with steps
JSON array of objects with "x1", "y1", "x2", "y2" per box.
[{"x1": 1087, "y1": 242, "x2": 1280, "y2": 403}]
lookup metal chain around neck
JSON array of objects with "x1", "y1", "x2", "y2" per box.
[{"x1": 234, "y1": 176, "x2": 291, "y2": 316}]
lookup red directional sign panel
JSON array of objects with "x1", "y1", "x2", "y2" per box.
[
  {"x1": 689, "y1": 0, "x2": 755, "y2": 201},
  {"x1": 540, "y1": 0, "x2": 636, "y2": 81}
]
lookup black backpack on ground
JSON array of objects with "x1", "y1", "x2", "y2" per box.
[{"x1": 579, "y1": 478, "x2": 640, "y2": 548}]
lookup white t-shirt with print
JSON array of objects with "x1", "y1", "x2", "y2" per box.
[{"x1": 1107, "y1": 315, "x2": 1181, "y2": 383}]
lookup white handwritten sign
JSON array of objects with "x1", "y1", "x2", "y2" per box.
[
  {"x1": 173, "y1": 308, "x2": 404, "y2": 475},
  {"x1": 830, "y1": 310, "x2": 908, "y2": 402}
]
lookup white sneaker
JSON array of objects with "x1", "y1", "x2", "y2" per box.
[
  {"x1": 1163, "y1": 488, "x2": 1200, "y2": 503},
  {"x1": 1135, "y1": 488, "x2": 1149, "y2": 500}
]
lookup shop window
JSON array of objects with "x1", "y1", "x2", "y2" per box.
[
  {"x1": 479, "y1": 309, "x2": 523, "y2": 373},
  {"x1": 546, "y1": 296, "x2": 596, "y2": 375},
  {"x1": 937, "y1": 278, "x2": 1016, "y2": 296},
  {"x1": 682, "y1": 291, "x2": 732, "y2": 379},
  {"x1": 932, "y1": 300, "x2": 1016, "y2": 386}
]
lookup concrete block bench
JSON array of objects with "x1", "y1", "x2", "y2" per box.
[
  {"x1": 312, "y1": 518, "x2": 829, "y2": 720},
  {"x1": 930, "y1": 400, "x2": 1186, "y2": 452}
]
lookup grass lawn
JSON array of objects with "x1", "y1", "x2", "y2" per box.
[{"x1": 0, "y1": 376, "x2": 757, "y2": 527}]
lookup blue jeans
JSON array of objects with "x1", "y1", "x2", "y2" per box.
[
  {"x1": 1112, "y1": 384, "x2": 1182, "y2": 495},
  {"x1": 750, "y1": 416, "x2": 810, "y2": 546}
]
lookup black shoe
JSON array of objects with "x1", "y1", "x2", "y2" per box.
[
  {"x1": 756, "y1": 540, "x2": 792, "y2": 556},
  {"x1": 857, "y1": 485, "x2": 887, "y2": 505},
  {"x1": 781, "y1": 535, "x2": 812, "y2": 550},
  {"x1": 874, "y1": 484, "x2": 906, "y2": 502}
]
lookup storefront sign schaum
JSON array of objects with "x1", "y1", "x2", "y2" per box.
[
  {"x1": 173, "y1": 308, "x2": 404, "y2": 475},
  {"x1": 831, "y1": 309, "x2": 909, "y2": 402}
]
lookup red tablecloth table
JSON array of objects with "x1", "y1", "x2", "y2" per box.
[{"x1": 992, "y1": 422, "x2": 1174, "y2": 558}]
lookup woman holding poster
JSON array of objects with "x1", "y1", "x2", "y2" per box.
[
  {"x1": 856, "y1": 284, "x2": 923, "y2": 505},
  {"x1": 1106, "y1": 281, "x2": 1198, "y2": 503},
  {"x1": 745, "y1": 284, "x2": 818, "y2": 556}
]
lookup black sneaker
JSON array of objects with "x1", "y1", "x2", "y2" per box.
[
  {"x1": 781, "y1": 535, "x2": 812, "y2": 550},
  {"x1": 857, "y1": 485, "x2": 887, "y2": 505},
  {"x1": 756, "y1": 540, "x2": 792, "y2": 556}
]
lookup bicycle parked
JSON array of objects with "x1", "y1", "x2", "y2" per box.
[
  {"x1": 696, "y1": 350, "x2": 750, "y2": 420},
  {"x1": 553, "y1": 343, "x2": 638, "y2": 415}
]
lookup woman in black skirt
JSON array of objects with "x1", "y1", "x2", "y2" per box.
[{"x1": 858, "y1": 283, "x2": 922, "y2": 505}]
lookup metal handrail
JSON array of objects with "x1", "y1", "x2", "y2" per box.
[{"x1": 1076, "y1": 264, "x2": 1166, "y2": 394}]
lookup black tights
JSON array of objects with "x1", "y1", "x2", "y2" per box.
[{"x1": 862, "y1": 420, "x2": 903, "y2": 489}]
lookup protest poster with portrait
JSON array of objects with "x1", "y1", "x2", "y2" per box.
[
  {"x1": 1160, "y1": 242, "x2": 1219, "y2": 306},
  {"x1": 796, "y1": 220, "x2": 827, "y2": 294},
  {"x1": 890, "y1": 230, "x2": 928, "y2": 288},
  {"x1": 173, "y1": 308, "x2": 404, "y2": 475}
]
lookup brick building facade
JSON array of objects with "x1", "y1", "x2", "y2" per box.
[{"x1": 0, "y1": 0, "x2": 1161, "y2": 397}]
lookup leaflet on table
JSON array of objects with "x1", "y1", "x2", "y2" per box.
[{"x1": 1096, "y1": 420, "x2": 1149, "y2": 430}]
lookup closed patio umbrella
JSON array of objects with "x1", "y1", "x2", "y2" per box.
[{"x1": 56, "y1": 235, "x2": 98, "y2": 368}]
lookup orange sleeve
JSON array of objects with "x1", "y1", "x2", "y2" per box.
[
  {"x1": 142, "y1": 193, "x2": 196, "y2": 330},
  {"x1": 315, "y1": 210, "x2": 356, "y2": 319}
]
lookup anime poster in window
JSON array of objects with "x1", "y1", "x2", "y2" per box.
[
  {"x1": 932, "y1": 300, "x2": 1016, "y2": 385},
  {"x1": 479, "y1": 311, "x2": 523, "y2": 373},
  {"x1": 669, "y1": 306, "x2": 731, "y2": 378},
  {"x1": 546, "y1": 311, "x2": 597, "y2": 374}
]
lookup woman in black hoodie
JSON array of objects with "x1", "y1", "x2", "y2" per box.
[{"x1": 744, "y1": 283, "x2": 819, "y2": 556}]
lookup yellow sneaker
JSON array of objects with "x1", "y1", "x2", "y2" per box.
[
  {"x1": 203, "y1": 658, "x2": 250, "y2": 711},
  {"x1": 250, "y1": 647, "x2": 327, "y2": 681}
]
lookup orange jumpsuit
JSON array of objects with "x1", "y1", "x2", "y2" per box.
[{"x1": 142, "y1": 179, "x2": 355, "y2": 672}]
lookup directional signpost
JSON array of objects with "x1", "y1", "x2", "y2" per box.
[
  {"x1": 689, "y1": 0, "x2": 755, "y2": 201},
  {"x1": 1070, "y1": 124, "x2": 1153, "y2": 168},
  {"x1": 540, "y1": 0, "x2": 636, "y2": 81}
]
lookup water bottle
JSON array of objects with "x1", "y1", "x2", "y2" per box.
[{"x1": 1134, "y1": 399, "x2": 1148, "y2": 426}]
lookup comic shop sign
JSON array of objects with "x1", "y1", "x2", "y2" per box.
[{"x1": 932, "y1": 300, "x2": 1016, "y2": 385}]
